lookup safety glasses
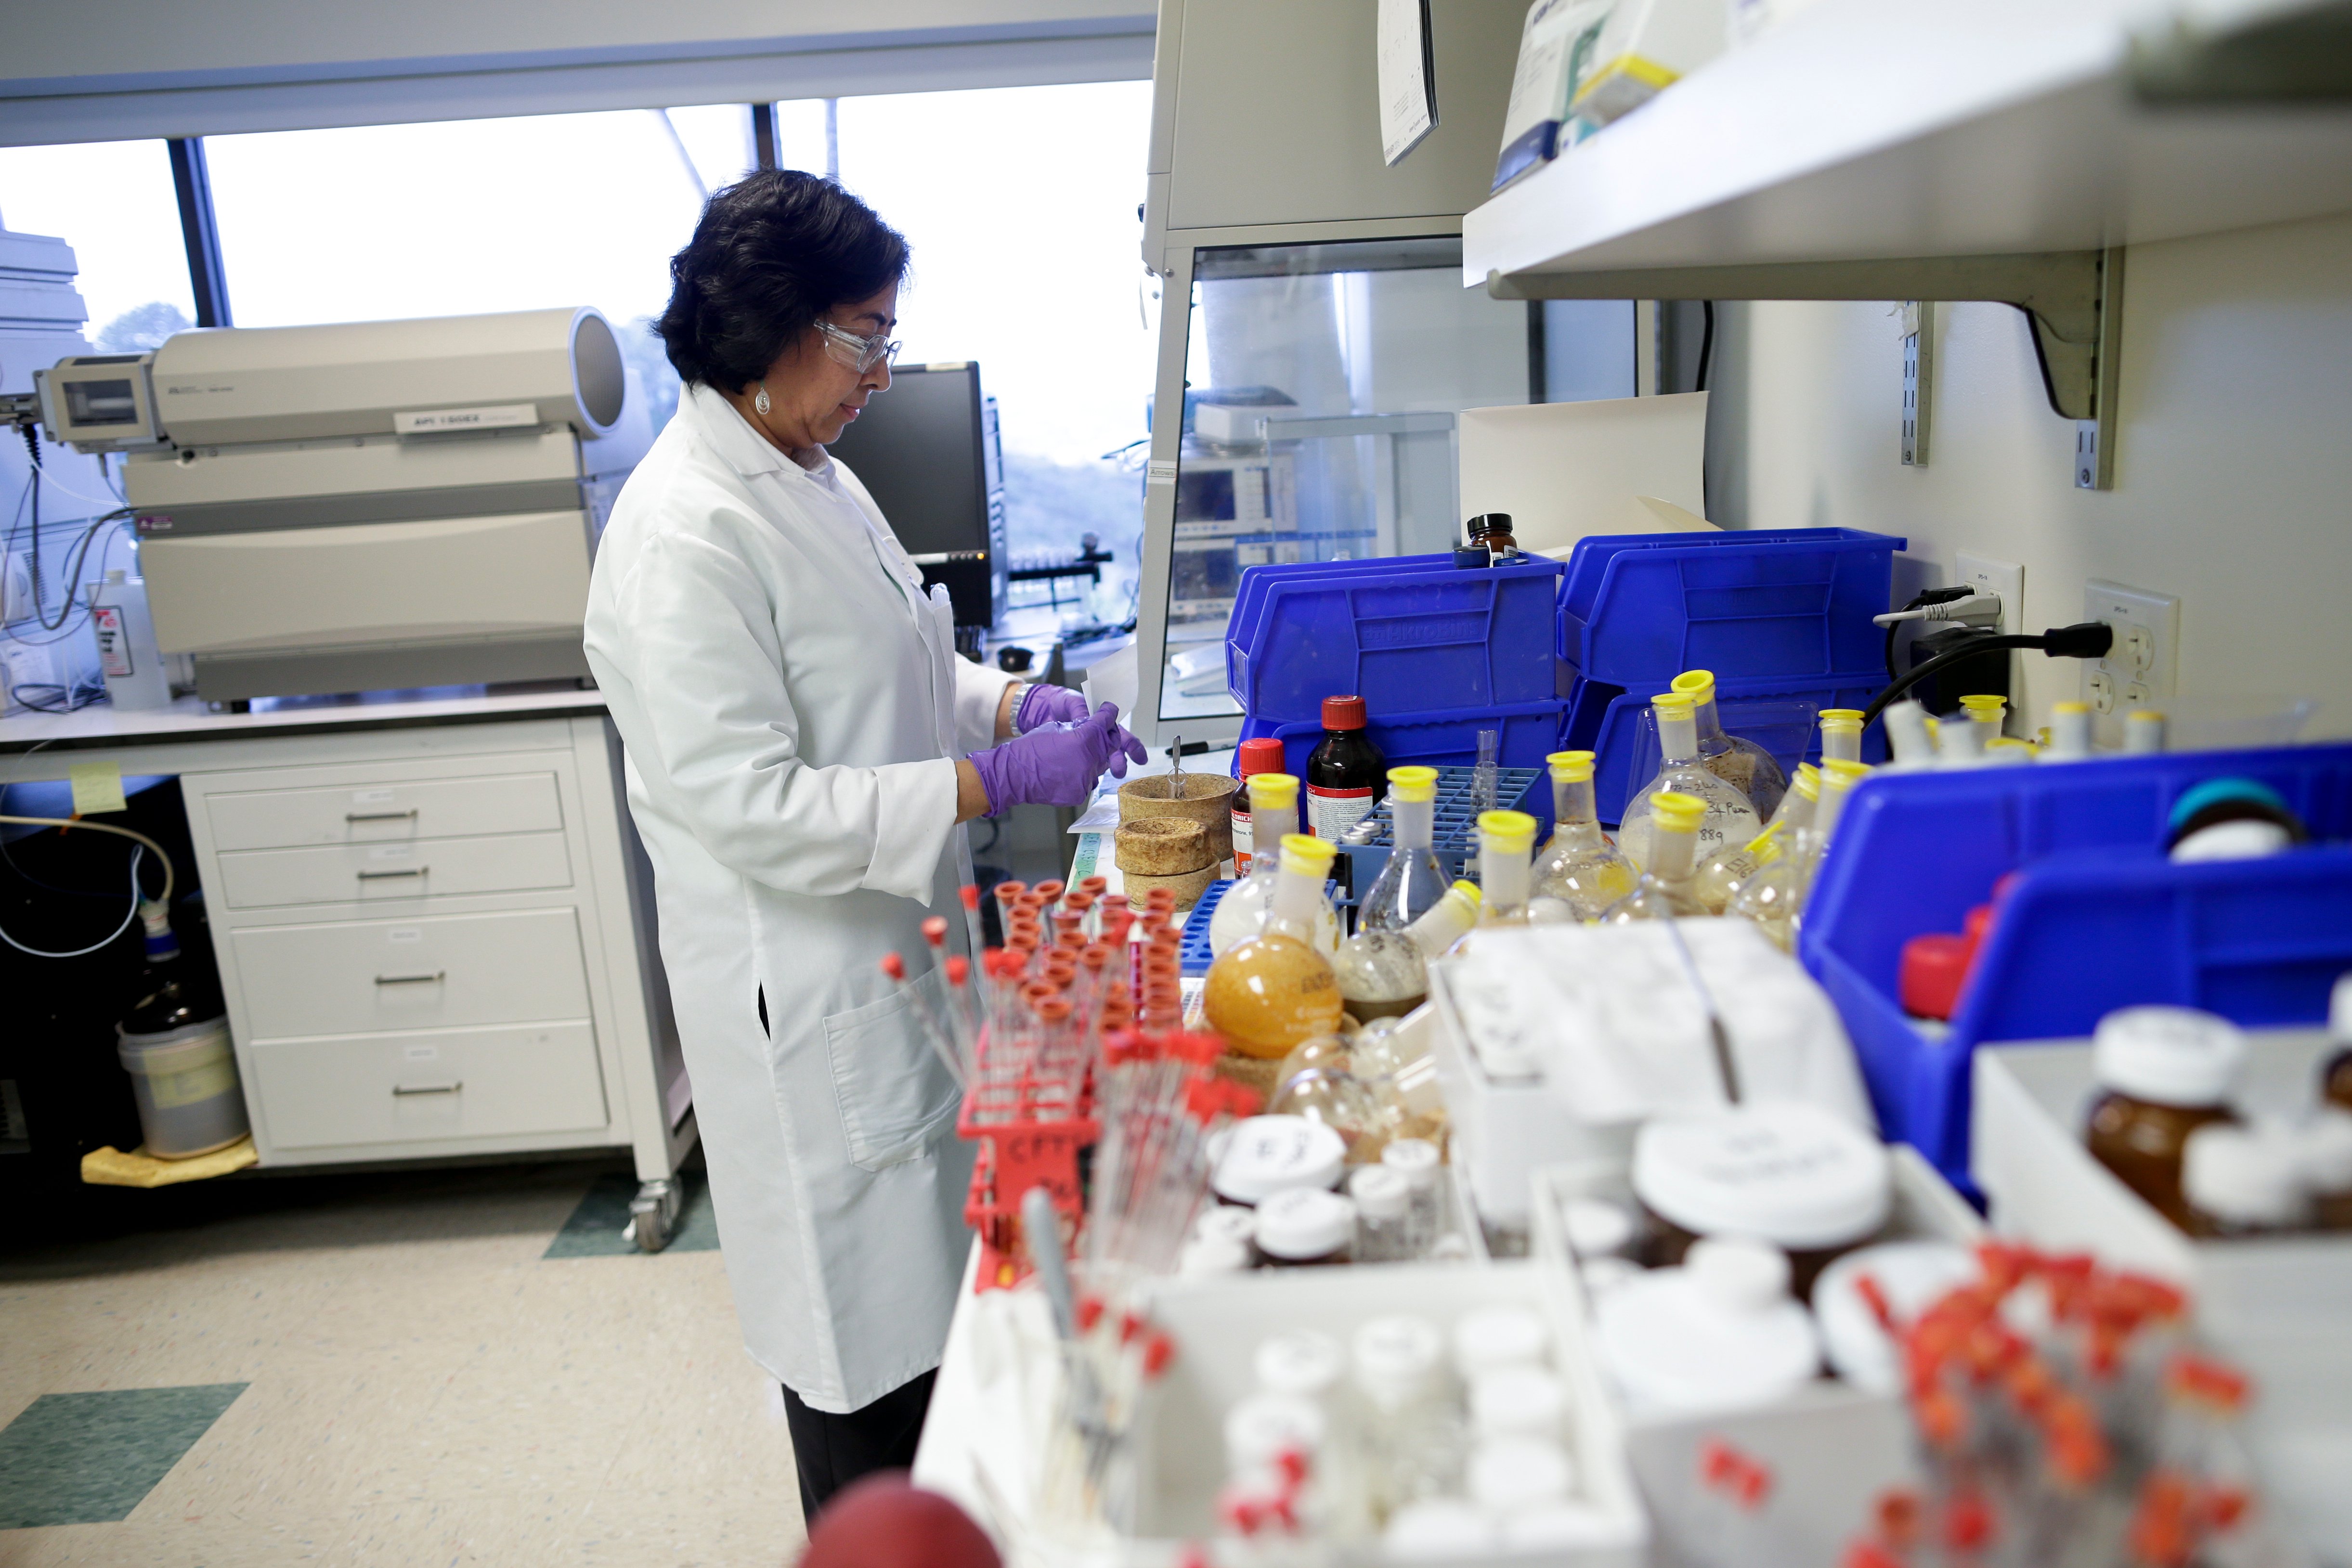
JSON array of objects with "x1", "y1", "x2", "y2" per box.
[{"x1": 815, "y1": 318, "x2": 903, "y2": 374}]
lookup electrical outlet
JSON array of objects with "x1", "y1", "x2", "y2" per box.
[
  {"x1": 2083, "y1": 579, "x2": 2181, "y2": 708},
  {"x1": 1954, "y1": 552, "x2": 2024, "y2": 635}
]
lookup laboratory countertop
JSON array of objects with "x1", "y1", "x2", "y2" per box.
[{"x1": 0, "y1": 681, "x2": 609, "y2": 754}]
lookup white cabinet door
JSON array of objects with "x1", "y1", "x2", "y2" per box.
[
  {"x1": 250, "y1": 1021, "x2": 610, "y2": 1149},
  {"x1": 232, "y1": 908, "x2": 590, "y2": 1039},
  {"x1": 215, "y1": 832, "x2": 574, "y2": 909},
  {"x1": 207, "y1": 771, "x2": 563, "y2": 851}
]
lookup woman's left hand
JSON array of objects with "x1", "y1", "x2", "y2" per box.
[{"x1": 1014, "y1": 682, "x2": 1092, "y2": 733}]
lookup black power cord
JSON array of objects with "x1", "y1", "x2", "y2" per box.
[
  {"x1": 1883, "y1": 585, "x2": 1983, "y2": 679},
  {"x1": 1859, "y1": 622, "x2": 2114, "y2": 727}
]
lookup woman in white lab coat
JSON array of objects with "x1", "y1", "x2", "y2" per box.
[{"x1": 583, "y1": 171, "x2": 1143, "y2": 1521}]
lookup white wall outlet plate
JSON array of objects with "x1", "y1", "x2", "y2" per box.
[
  {"x1": 2084, "y1": 579, "x2": 2181, "y2": 706},
  {"x1": 1954, "y1": 552, "x2": 2024, "y2": 635}
]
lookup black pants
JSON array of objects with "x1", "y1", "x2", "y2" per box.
[{"x1": 780, "y1": 1369, "x2": 938, "y2": 1525}]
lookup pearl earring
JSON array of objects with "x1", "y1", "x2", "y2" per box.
[{"x1": 753, "y1": 383, "x2": 771, "y2": 416}]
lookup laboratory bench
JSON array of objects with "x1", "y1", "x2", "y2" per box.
[{"x1": 0, "y1": 682, "x2": 699, "y2": 1248}]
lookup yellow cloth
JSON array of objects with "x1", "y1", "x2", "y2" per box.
[{"x1": 80, "y1": 1135, "x2": 258, "y2": 1188}]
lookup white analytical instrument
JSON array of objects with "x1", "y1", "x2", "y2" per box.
[{"x1": 34, "y1": 308, "x2": 648, "y2": 701}]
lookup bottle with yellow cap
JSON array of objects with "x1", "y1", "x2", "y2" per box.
[
  {"x1": 2126, "y1": 709, "x2": 2168, "y2": 755},
  {"x1": 1531, "y1": 751, "x2": 1637, "y2": 921},
  {"x1": 1691, "y1": 762, "x2": 1819, "y2": 915},
  {"x1": 1619, "y1": 692, "x2": 1763, "y2": 872},
  {"x1": 1209, "y1": 773, "x2": 1341, "y2": 959},
  {"x1": 1673, "y1": 669, "x2": 1789, "y2": 819},
  {"x1": 1205, "y1": 833, "x2": 1348, "y2": 1059},
  {"x1": 1358, "y1": 766, "x2": 1451, "y2": 933},
  {"x1": 2043, "y1": 699, "x2": 2094, "y2": 762},
  {"x1": 1332, "y1": 879, "x2": 1483, "y2": 1022},
  {"x1": 1818, "y1": 708, "x2": 1865, "y2": 765},
  {"x1": 1599, "y1": 792, "x2": 1710, "y2": 922}
]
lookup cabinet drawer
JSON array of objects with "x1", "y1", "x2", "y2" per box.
[
  {"x1": 215, "y1": 832, "x2": 574, "y2": 909},
  {"x1": 251, "y1": 1022, "x2": 610, "y2": 1150},
  {"x1": 233, "y1": 908, "x2": 590, "y2": 1039},
  {"x1": 207, "y1": 772, "x2": 563, "y2": 852}
]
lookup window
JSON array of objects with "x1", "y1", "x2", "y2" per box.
[
  {"x1": 816, "y1": 81, "x2": 1157, "y2": 628},
  {"x1": 1157, "y1": 237, "x2": 1536, "y2": 721},
  {"x1": 0, "y1": 139, "x2": 196, "y2": 349}
]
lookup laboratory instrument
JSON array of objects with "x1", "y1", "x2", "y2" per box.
[{"x1": 35, "y1": 309, "x2": 646, "y2": 701}]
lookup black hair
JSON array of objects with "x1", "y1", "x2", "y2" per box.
[{"x1": 656, "y1": 170, "x2": 909, "y2": 392}]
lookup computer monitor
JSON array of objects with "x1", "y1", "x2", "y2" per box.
[{"x1": 824, "y1": 361, "x2": 1006, "y2": 629}]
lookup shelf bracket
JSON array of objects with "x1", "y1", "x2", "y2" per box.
[{"x1": 1487, "y1": 247, "x2": 2124, "y2": 488}]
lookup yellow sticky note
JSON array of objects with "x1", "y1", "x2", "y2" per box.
[{"x1": 68, "y1": 760, "x2": 128, "y2": 816}]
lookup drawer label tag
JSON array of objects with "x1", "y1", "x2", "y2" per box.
[
  {"x1": 368, "y1": 845, "x2": 413, "y2": 861},
  {"x1": 403, "y1": 1044, "x2": 439, "y2": 1062},
  {"x1": 353, "y1": 789, "x2": 397, "y2": 804},
  {"x1": 387, "y1": 928, "x2": 424, "y2": 944}
]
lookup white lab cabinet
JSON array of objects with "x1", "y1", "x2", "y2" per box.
[{"x1": 0, "y1": 693, "x2": 697, "y2": 1246}]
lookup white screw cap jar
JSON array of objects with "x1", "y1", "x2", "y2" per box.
[
  {"x1": 1812, "y1": 1240, "x2": 1979, "y2": 1394},
  {"x1": 1251, "y1": 1187, "x2": 1357, "y2": 1265},
  {"x1": 1633, "y1": 1101, "x2": 1891, "y2": 1295},
  {"x1": 1470, "y1": 1366, "x2": 1567, "y2": 1440},
  {"x1": 1212, "y1": 1114, "x2": 1348, "y2": 1205},
  {"x1": 2095, "y1": 1005, "x2": 2248, "y2": 1106},
  {"x1": 1594, "y1": 1237, "x2": 1821, "y2": 1415},
  {"x1": 1254, "y1": 1330, "x2": 1347, "y2": 1400},
  {"x1": 1452, "y1": 1304, "x2": 1549, "y2": 1379}
]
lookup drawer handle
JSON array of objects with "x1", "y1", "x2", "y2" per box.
[
  {"x1": 346, "y1": 809, "x2": 418, "y2": 823},
  {"x1": 374, "y1": 971, "x2": 446, "y2": 986},
  {"x1": 393, "y1": 1081, "x2": 463, "y2": 1097},
  {"x1": 356, "y1": 867, "x2": 429, "y2": 881}
]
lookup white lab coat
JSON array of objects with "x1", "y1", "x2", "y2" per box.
[{"x1": 584, "y1": 382, "x2": 1018, "y2": 1412}]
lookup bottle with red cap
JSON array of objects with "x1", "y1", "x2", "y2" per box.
[
  {"x1": 1306, "y1": 695, "x2": 1386, "y2": 842},
  {"x1": 1233, "y1": 736, "x2": 1288, "y2": 876}
]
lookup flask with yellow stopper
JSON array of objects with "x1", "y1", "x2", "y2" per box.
[
  {"x1": 1619, "y1": 692, "x2": 1762, "y2": 872},
  {"x1": 1674, "y1": 668, "x2": 1788, "y2": 819},
  {"x1": 1209, "y1": 773, "x2": 1340, "y2": 959},
  {"x1": 1531, "y1": 750, "x2": 1636, "y2": 921},
  {"x1": 1205, "y1": 833, "x2": 1348, "y2": 1059},
  {"x1": 1474, "y1": 809, "x2": 1541, "y2": 929},
  {"x1": 1692, "y1": 762, "x2": 1819, "y2": 915},
  {"x1": 1600, "y1": 792, "x2": 1710, "y2": 922}
]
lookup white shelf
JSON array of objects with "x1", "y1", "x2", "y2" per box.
[{"x1": 1464, "y1": 0, "x2": 2352, "y2": 290}]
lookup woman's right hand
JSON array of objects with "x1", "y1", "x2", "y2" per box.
[{"x1": 965, "y1": 703, "x2": 1147, "y2": 814}]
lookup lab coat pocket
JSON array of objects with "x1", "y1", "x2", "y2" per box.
[{"x1": 820, "y1": 966, "x2": 961, "y2": 1172}]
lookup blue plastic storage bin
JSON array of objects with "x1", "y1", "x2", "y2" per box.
[
  {"x1": 1333, "y1": 765, "x2": 1548, "y2": 900},
  {"x1": 1557, "y1": 528, "x2": 1905, "y2": 686},
  {"x1": 1565, "y1": 671, "x2": 1889, "y2": 824},
  {"x1": 1799, "y1": 743, "x2": 2352, "y2": 1190},
  {"x1": 1224, "y1": 553, "x2": 1456, "y2": 676},
  {"x1": 1225, "y1": 556, "x2": 1566, "y2": 726},
  {"x1": 1234, "y1": 699, "x2": 1569, "y2": 783}
]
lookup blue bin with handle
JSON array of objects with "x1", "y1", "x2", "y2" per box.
[
  {"x1": 1799, "y1": 742, "x2": 2352, "y2": 1192},
  {"x1": 1558, "y1": 527, "x2": 1905, "y2": 686},
  {"x1": 1226, "y1": 556, "x2": 1567, "y2": 726}
]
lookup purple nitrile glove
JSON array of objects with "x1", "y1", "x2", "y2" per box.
[
  {"x1": 968, "y1": 702, "x2": 1148, "y2": 813},
  {"x1": 1014, "y1": 681, "x2": 1092, "y2": 733}
]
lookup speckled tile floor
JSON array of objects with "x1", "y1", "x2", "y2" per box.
[{"x1": 0, "y1": 1161, "x2": 803, "y2": 1567}]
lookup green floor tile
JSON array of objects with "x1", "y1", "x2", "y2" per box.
[
  {"x1": 543, "y1": 1171, "x2": 718, "y2": 1258},
  {"x1": 0, "y1": 1384, "x2": 247, "y2": 1529}
]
